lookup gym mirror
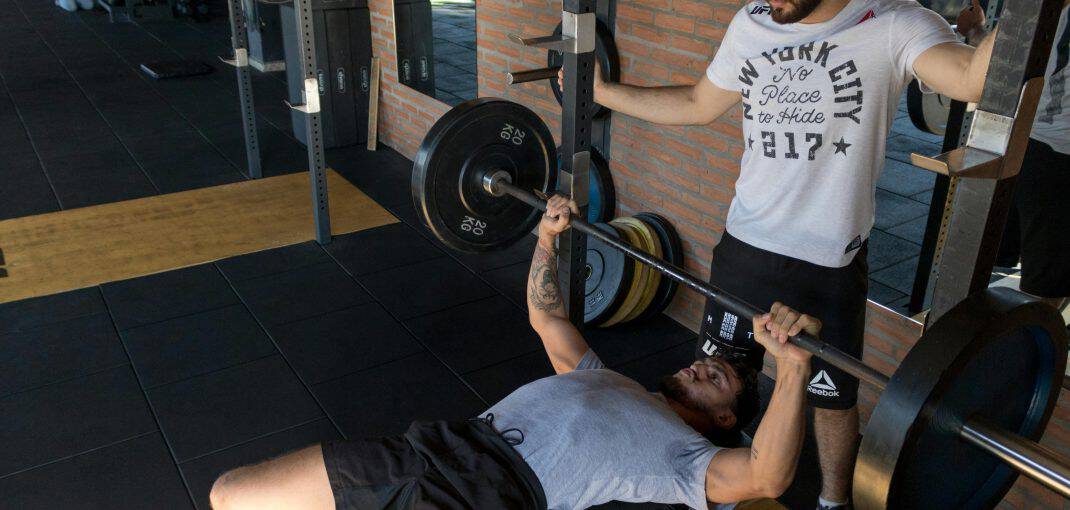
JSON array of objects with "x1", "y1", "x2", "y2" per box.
[{"x1": 392, "y1": 0, "x2": 476, "y2": 106}]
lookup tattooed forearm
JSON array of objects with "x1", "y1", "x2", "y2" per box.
[{"x1": 528, "y1": 240, "x2": 563, "y2": 315}]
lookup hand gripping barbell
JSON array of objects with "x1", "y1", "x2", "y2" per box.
[{"x1": 411, "y1": 98, "x2": 1070, "y2": 509}]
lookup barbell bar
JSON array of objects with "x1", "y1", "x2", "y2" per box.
[
  {"x1": 482, "y1": 169, "x2": 889, "y2": 388},
  {"x1": 483, "y1": 168, "x2": 1070, "y2": 501},
  {"x1": 410, "y1": 98, "x2": 1070, "y2": 508}
]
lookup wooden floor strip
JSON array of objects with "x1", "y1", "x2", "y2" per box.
[{"x1": 0, "y1": 170, "x2": 397, "y2": 303}]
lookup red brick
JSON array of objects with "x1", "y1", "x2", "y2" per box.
[
  {"x1": 671, "y1": 33, "x2": 715, "y2": 57},
  {"x1": 655, "y1": 12, "x2": 695, "y2": 33},
  {"x1": 618, "y1": 4, "x2": 655, "y2": 24},
  {"x1": 674, "y1": 0, "x2": 714, "y2": 20},
  {"x1": 695, "y1": 21, "x2": 728, "y2": 41}
]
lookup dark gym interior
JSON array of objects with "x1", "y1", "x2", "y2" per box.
[{"x1": 1, "y1": 0, "x2": 1068, "y2": 508}]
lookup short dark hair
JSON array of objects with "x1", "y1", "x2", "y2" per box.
[{"x1": 704, "y1": 352, "x2": 761, "y2": 447}]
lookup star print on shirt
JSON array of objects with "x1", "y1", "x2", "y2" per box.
[
  {"x1": 747, "y1": 136, "x2": 754, "y2": 149},
  {"x1": 833, "y1": 137, "x2": 851, "y2": 155}
]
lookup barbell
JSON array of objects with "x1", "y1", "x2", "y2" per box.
[{"x1": 411, "y1": 98, "x2": 1070, "y2": 509}]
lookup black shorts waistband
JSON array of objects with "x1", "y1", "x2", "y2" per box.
[{"x1": 404, "y1": 419, "x2": 548, "y2": 510}]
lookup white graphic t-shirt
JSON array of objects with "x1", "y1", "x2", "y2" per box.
[
  {"x1": 1032, "y1": 6, "x2": 1070, "y2": 155},
  {"x1": 707, "y1": 0, "x2": 957, "y2": 267}
]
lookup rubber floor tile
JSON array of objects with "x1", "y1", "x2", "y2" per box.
[
  {"x1": 231, "y1": 261, "x2": 372, "y2": 327},
  {"x1": 461, "y1": 350, "x2": 555, "y2": 405},
  {"x1": 450, "y1": 233, "x2": 538, "y2": 273},
  {"x1": 481, "y1": 261, "x2": 528, "y2": 310},
  {"x1": 325, "y1": 223, "x2": 446, "y2": 277},
  {"x1": 357, "y1": 257, "x2": 496, "y2": 321},
  {"x1": 404, "y1": 296, "x2": 541, "y2": 374},
  {"x1": 0, "y1": 155, "x2": 59, "y2": 220},
  {"x1": 0, "y1": 312, "x2": 125, "y2": 397},
  {"x1": 584, "y1": 314, "x2": 696, "y2": 367},
  {"x1": 315, "y1": 351, "x2": 484, "y2": 438},
  {"x1": 272, "y1": 302, "x2": 423, "y2": 384},
  {"x1": 147, "y1": 355, "x2": 323, "y2": 462},
  {"x1": 0, "y1": 433, "x2": 192, "y2": 510},
  {"x1": 121, "y1": 304, "x2": 276, "y2": 388},
  {"x1": 0, "y1": 365, "x2": 156, "y2": 477},
  {"x1": 102, "y1": 264, "x2": 239, "y2": 331},
  {"x1": 0, "y1": 287, "x2": 105, "y2": 333},
  {"x1": 216, "y1": 241, "x2": 331, "y2": 282}
]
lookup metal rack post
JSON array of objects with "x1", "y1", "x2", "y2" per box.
[
  {"x1": 222, "y1": 0, "x2": 263, "y2": 179},
  {"x1": 285, "y1": 0, "x2": 332, "y2": 245}
]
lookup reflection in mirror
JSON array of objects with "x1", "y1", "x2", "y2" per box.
[{"x1": 394, "y1": 0, "x2": 476, "y2": 106}]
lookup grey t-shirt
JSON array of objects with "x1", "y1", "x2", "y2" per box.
[{"x1": 481, "y1": 351, "x2": 731, "y2": 510}]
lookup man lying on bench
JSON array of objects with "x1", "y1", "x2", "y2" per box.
[{"x1": 209, "y1": 195, "x2": 816, "y2": 510}]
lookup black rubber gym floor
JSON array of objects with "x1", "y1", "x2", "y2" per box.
[
  {"x1": 0, "y1": 193, "x2": 722, "y2": 509},
  {"x1": 0, "y1": 0, "x2": 305, "y2": 217},
  {"x1": 0, "y1": 147, "x2": 833, "y2": 508},
  {"x1": 0, "y1": 2, "x2": 833, "y2": 507}
]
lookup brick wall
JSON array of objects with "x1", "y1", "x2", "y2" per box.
[
  {"x1": 373, "y1": 0, "x2": 744, "y2": 330},
  {"x1": 367, "y1": 1, "x2": 1068, "y2": 506},
  {"x1": 367, "y1": 0, "x2": 450, "y2": 158},
  {"x1": 478, "y1": 0, "x2": 746, "y2": 330}
]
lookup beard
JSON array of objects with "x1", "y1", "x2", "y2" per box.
[
  {"x1": 770, "y1": 0, "x2": 823, "y2": 24},
  {"x1": 659, "y1": 374, "x2": 716, "y2": 415}
]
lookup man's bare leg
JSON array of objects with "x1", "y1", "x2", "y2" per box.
[
  {"x1": 814, "y1": 406, "x2": 859, "y2": 506},
  {"x1": 210, "y1": 444, "x2": 335, "y2": 510}
]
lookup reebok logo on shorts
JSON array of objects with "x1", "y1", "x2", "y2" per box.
[{"x1": 807, "y1": 370, "x2": 840, "y2": 398}]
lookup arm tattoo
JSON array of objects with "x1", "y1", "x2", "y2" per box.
[
  {"x1": 528, "y1": 241, "x2": 563, "y2": 313},
  {"x1": 751, "y1": 448, "x2": 758, "y2": 460}
]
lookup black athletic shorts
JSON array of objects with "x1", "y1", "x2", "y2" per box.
[
  {"x1": 996, "y1": 138, "x2": 1070, "y2": 298},
  {"x1": 697, "y1": 232, "x2": 868, "y2": 410},
  {"x1": 322, "y1": 419, "x2": 546, "y2": 510}
]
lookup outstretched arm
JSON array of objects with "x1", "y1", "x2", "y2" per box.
[
  {"x1": 911, "y1": 0, "x2": 995, "y2": 102},
  {"x1": 597, "y1": 72, "x2": 741, "y2": 126},
  {"x1": 559, "y1": 62, "x2": 741, "y2": 126},
  {"x1": 923, "y1": 0, "x2": 1070, "y2": 102},
  {"x1": 527, "y1": 195, "x2": 590, "y2": 374},
  {"x1": 705, "y1": 304, "x2": 816, "y2": 503}
]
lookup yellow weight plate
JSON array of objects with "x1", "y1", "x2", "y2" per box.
[
  {"x1": 601, "y1": 220, "x2": 647, "y2": 327},
  {"x1": 617, "y1": 216, "x2": 662, "y2": 323}
]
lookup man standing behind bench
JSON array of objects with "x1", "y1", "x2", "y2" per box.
[{"x1": 563, "y1": 0, "x2": 996, "y2": 507}]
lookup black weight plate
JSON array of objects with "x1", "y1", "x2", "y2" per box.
[
  {"x1": 413, "y1": 98, "x2": 557, "y2": 253},
  {"x1": 633, "y1": 213, "x2": 683, "y2": 321},
  {"x1": 558, "y1": 147, "x2": 616, "y2": 223},
  {"x1": 548, "y1": 19, "x2": 619, "y2": 120},
  {"x1": 854, "y1": 287, "x2": 1068, "y2": 510},
  {"x1": 590, "y1": 149, "x2": 616, "y2": 223},
  {"x1": 906, "y1": 78, "x2": 951, "y2": 136},
  {"x1": 585, "y1": 223, "x2": 632, "y2": 326}
]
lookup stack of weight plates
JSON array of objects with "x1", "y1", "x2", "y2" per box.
[{"x1": 583, "y1": 213, "x2": 683, "y2": 327}]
